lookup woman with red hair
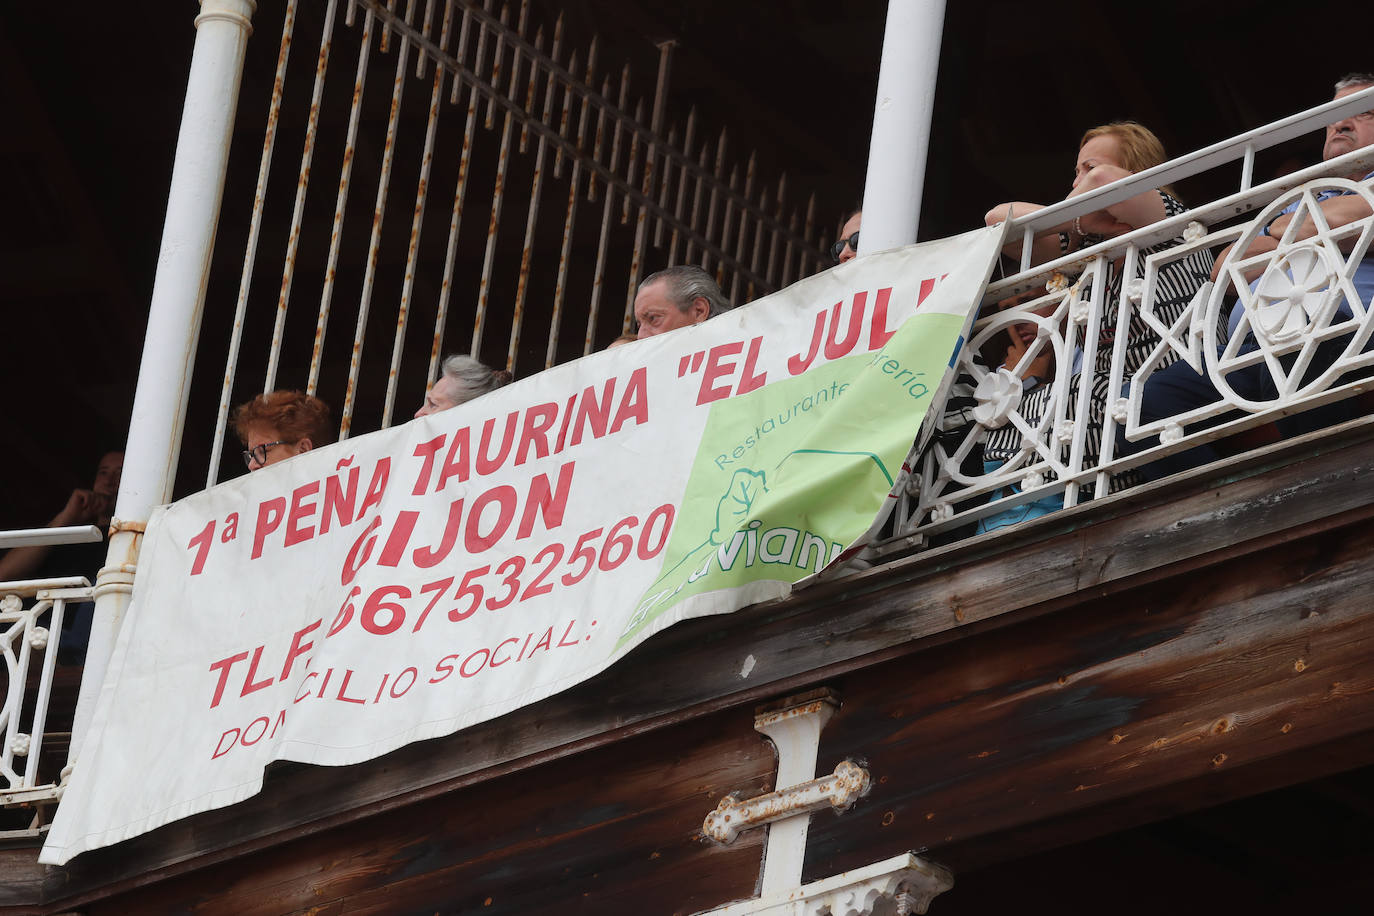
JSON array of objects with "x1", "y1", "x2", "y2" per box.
[{"x1": 232, "y1": 390, "x2": 334, "y2": 472}]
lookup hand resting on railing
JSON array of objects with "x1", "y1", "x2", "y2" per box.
[{"x1": 984, "y1": 122, "x2": 1178, "y2": 267}]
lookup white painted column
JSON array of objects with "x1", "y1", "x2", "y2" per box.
[
  {"x1": 68, "y1": 0, "x2": 257, "y2": 767},
  {"x1": 857, "y1": 0, "x2": 947, "y2": 256}
]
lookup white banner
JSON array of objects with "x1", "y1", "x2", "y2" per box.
[{"x1": 41, "y1": 228, "x2": 1002, "y2": 864}]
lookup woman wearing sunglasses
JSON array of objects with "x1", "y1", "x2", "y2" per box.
[
  {"x1": 830, "y1": 210, "x2": 862, "y2": 264},
  {"x1": 233, "y1": 390, "x2": 334, "y2": 472}
]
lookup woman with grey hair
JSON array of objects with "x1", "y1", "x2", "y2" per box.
[{"x1": 414, "y1": 354, "x2": 512, "y2": 418}]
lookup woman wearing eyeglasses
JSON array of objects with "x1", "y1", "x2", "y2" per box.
[{"x1": 233, "y1": 390, "x2": 335, "y2": 472}]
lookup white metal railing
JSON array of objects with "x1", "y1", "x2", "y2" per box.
[
  {"x1": 206, "y1": 0, "x2": 828, "y2": 481},
  {"x1": 1, "y1": 526, "x2": 102, "y2": 835},
  {"x1": 887, "y1": 89, "x2": 1374, "y2": 546},
  {"x1": 0, "y1": 578, "x2": 91, "y2": 836}
]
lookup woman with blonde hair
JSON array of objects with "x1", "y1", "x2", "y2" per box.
[{"x1": 979, "y1": 121, "x2": 1214, "y2": 505}]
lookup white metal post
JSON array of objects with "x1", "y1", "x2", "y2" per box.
[
  {"x1": 857, "y1": 0, "x2": 946, "y2": 256},
  {"x1": 755, "y1": 697, "x2": 837, "y2": 896},
  {"x1": 67, "y1": 0, "x2": 257, "y2": 768}
]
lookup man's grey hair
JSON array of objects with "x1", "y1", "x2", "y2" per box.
[
  {"x1": 639, "y1": 265, "x2": 732, "y2": 318},
  {"x1": 438, "y1": 354, "x2": 511, "y2": 403},
  {"x1": 1335, "y1": 72, "x2": 1374, "y2": 92}
]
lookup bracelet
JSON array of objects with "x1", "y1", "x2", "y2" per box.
[
  {"x1": 1074, "y1": 216, "x2": 1084, "y2": 237},
  {"x1": 1260, "y1": 214, "x2": 1281, "y2": 238}
]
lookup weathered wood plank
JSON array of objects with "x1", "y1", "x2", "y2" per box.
[
  {"x1": 929, "y1": 729, "x2": 1374, "y2": 876},
  {"x1": 82, "y1": 710, "x2": 772, "y2": 915},
  {"x1": 803, "y1": 521, "x2": 1374, "y2": 880}
]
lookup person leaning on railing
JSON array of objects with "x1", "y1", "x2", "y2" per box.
[
  {"x1": 234, "y1": 390, "x2": 335, "y2": 472},
  {"x1": 415, "y1": 354, "x2": 513, "y2": 418},
  {"x1": 1127, "y1": 73, "x2": 1374, "y2": 482},
  {"x1": 982, "y1": 121, "x2": 1214, "y2": 496}
]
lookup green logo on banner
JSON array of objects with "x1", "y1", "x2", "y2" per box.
[{"x1": 620, "y1": 311, "x2": 965, "y2": 646}]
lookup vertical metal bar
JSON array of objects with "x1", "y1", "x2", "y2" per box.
[
  {"x1": 624, "y1": 39, "x2": 674, "y2": 325},
  {"x1": 654, "y1": 123, "x2": 677, "y2": 248},
  {"x1": 620, "y1": 102, "x2": 648, "y2": 331},
  {"x1": 506, "y1": 17, "x2": 562, "y2": 372},
  {"x1": 5, "y1": 611, "x2": 35, "y2": 785},
  {"x1": 266, "y1": 0, "x2": 337, "y2": 395},
  {"x1": 585, "y1": 65, "x2": 631, "y2": 347},
  {"x1": 606, "y1": 65, "x2": 631, "y2": 179},
  {"x1": 747, "y1": 186, "x2": 768, "y2": 301},
  {"x1": 22, "y1": 599, "x2": 64, "y2": 788},
  {"x1": 307, "y1": 6, "x2": 376, "y2": 395},
  {"x1": 765, "y1": 173, "x2": 786, "y2": 289},
  {"x1": 781, "y1": 205, "x2": 800, "y2": 289},
  {"x1": 427, "y1": 1, "x2": 479, "y2": 388},
  {"x1": 719, "y1": 164, "x2": 740, "y2": 290},
  {"x1": 589, "y1": 187, "x2": 618, "y2": 344},
  {"x1": 414, "y1": 0, "x2": 435, "y2": 78},
  {"x1": 380, "y1": 0, "x2": 454, "y2": 428},
  {"x1": 551, "y1": 35, "x2": 576, "y2": 180},
  {"x1": 72, "y1": 0, "x2": 257, "y2": 767},
  {"x1": 454, "y1": 0, "x2": 493, "y2": 107},
  {"x1": 667, "y1": 107, "x2": 697, "y2": 264},
  {"x1": 701, "y1": 129, "x2": 728, "y2": 271},
  {"x1": 548, "y1": 47, "x2": 592, "y2": 365},
  {"x1": 206, "y1": 0, "x2": 297, "y2": 488},
  {"x1": 732, "y1": 151, "x2": 758, "y2": 301},
  {"x1": 622, "y1": 97, "x2": 645, "y2": 226},
  {"x1": 484, "y1": 0, "x2": 504, "y2": 127},
  {"x1": 685, "y1": 142, "x2": 708, "y2": 266},
  {"x1": 517, "y1": 23, "x2": 543, "y2": 155},
  {"x1": 340, "y1": 0, "x2": 416, "y2": 440},
  {"x1": 470, "y1": 1, "x2": 524, "y2": 358},
  {"x1": 801, "y1": 192, "x2": 818, "y2": 278},
  {"x1": 586, "y1": 66, "x2": 609, "y2": 204},
  {"x1": 379, "y1": 0, "x2": 394, "y2": 52},
  {"x1": 1240, "y1": 141, "x2": 1256, "y2": 192}
]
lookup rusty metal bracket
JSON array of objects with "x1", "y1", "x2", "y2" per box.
[
  {"x1": 703, "y1": 759, "x2": 871, "y2": 845},
  {"x1": 106, "y1": 518, "x2": 146, "y2": 536}
]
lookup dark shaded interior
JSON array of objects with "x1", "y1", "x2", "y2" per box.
[{"x1": 2, "y1": 1, "x2": 1371, "y2": 907}]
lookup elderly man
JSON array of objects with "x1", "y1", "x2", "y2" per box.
[
  {"x1": 1130, "y1": 72, "x2": 1374, "y2": 479},
  {"x1": 415, "y1": 354, "x2": 511, "y2": 418},
  {"x1": 633, "y1": 265, "x2": 732, "y2": 339},
  {"x1": 1216, "y1": 72, "x2": 1374, "y2": 314}
]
